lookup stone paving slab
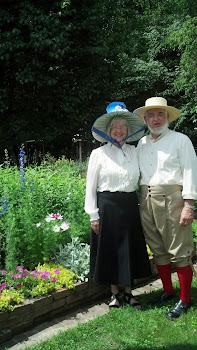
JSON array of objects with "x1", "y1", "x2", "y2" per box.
[{"x1": 0, "y1": 268, "x2": 192, "y2": 350}]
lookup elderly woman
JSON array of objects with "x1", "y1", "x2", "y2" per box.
[{"x1": 85, "y1": 102, "x2": 151, "y2": 308}]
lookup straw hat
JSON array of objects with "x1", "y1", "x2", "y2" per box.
[
  {"x1": 133, "y1": 97, "x2": 181, "y2": 122},
  {"x1": 92, "y1": 102, "x2": 145, "y2": 143}
]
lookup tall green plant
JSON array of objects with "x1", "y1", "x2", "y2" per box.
[{"x1": 0, "y1": 151, "x2": 90, "y2": 271}]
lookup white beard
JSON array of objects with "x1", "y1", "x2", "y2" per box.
[{"x1": 148, "y1": 120, "x2": 169, "y2": 135}]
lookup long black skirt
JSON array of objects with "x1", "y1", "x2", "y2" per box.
[{"x1": 90, "y1": 191, "x2": 151, "y2": 287}]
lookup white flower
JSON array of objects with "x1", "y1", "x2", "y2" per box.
[
  {"x1": 45, "y1": 215, "x2": 52, "y2": 222},
  {"x1": 60, "y1": 221, "x2": 71, "y2": 231},
  {"x1": 36, "y1": 223, "x2": 41, "y2": 227},
  {"x1": 53, "y1": 225, "x2": 61, "y2": 232}
]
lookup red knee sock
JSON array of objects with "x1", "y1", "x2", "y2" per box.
[
  {"x1": 156, "y1": 263, "x2": 174, "y2": 295},
  {"x1": 176, "y1": 265, "x2": 193, "y2": 304}
]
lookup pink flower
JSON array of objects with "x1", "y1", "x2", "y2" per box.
[
  {"x1": 32, "y1": 270, "x2": 40, "y2": 278},
  {"x1": 52, "y1": 277, "x2": 57, "y2": 282},
  {"x1": 1, "y1": 269, "x2": 7, "y2": 275},
  {"x1": 12, "y1": 274, "x2": 22, "y2": 279},
  {"x1": 16, "y1": 266, "x2": 23, "y2": 272},
  {"x1": 0, "y1": 283, "x2": 7, "y2": 290},
  {"x1": 60, "y1": 221, "x2": 71, "y2": 231},
  {"x1": 41, "y1": 271, "x2": 51, "y2": 279},
  {"x1": 51, "y1": 213, "x2": 63, "y2": 220},
  {"x1": 17, "y1": 283, "x2": 22, "y2": 289},
  {"x1": 53, "y1": 269, "x2": 60, "y2": 275}
]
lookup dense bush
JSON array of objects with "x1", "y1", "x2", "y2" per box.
[{"x1": 0, "y1": 150, "x2": 90, "y2": 271}]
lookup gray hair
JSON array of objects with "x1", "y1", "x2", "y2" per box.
[{"x1": 106, "y1": 115, "x2": 131, "y2": 137}]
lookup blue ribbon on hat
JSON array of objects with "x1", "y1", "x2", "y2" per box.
[{"x1": 92, "y1": 125, "x2": 145, "y2": 149}]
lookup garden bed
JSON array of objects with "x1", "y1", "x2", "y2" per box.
[
  {"x1": 0, "y1": 279, "x2": 110, "y2": 344},
  {"x1": 0, "y1": 258, "x2": 159, "y2": 344}
]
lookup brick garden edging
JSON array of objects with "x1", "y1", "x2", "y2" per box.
[
  {"x1": 0, "y1": 256, "x2": 180, "y2": 344},
  {"x1": 0, "y1": 279, "x2": 111, "y2": 344}
]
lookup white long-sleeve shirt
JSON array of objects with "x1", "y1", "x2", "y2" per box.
[
  {"x1": 85, "y1": 142, "x2": 140, "y2": 221},
  {"x1": 137, "y1": 128, "x2": 197, "y2": 200}
]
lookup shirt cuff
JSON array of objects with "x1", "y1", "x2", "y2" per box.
[
  {"x1": 90, "y1": 213, "x2": 100, "y2": 221},
  {"x1": 182, "y1": 194, "x2": 197, "y2": 200}
]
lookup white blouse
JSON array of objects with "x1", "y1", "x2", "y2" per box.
[
  {"x1": 85, "y1": 142, "x2": 140, "y2": 221},
  {"x1": 137, "y1": 129, "x2": 197, "y2": 200}
]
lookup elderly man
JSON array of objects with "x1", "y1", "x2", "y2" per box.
[{"x1": 134, "y1": 97, "x2": 197, "y2": 319}]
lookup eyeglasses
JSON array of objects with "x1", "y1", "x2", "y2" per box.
[{"x1": 110, "y1": 126, "x2": 127, "y2": 131}]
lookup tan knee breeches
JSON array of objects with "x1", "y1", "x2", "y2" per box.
[{"x1": 140, "y1": 185, "x2": 194, "y2": 267}]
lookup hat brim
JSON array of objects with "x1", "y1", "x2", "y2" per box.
[
  {"x1": 133, "y1": 105, "x2": 181, "y2": 122},
  {"x1": 92, "y1": 111, "x2": 145, "y2": 143}
]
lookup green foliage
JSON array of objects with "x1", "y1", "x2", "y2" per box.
[
  {"x1": 0, "y1": 263, "x2": 77, "y2": 312},
  {"x1": 54, "y1": 237, "x2": 90, "y2": 282},
  {"x1": 0, "y1": 154, "x2": 90, "y2": 270},
  {"x1": 168, "y1": 17, "x2": 197, "y2": 98},
  {"x1": 34, "y1": 212, "x2": 72, "y2": 264},
  {"x1": 192, "y1": 221, "x2": 197, "y2": 243},
  {"x1": 1, "y1": 0, "x2": 197, "y2": 161},
  {"x1": 167, "y1": 16, "x2": 197, "y2": 140}
]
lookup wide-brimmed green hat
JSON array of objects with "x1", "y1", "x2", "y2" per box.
[{"x1": 92, "y1": 102, "x2": 145, "y2": 143}]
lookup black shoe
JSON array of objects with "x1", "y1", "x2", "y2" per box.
[
  {"x1": 151, "y1": 291, "x2": 175, "y2": 306},
  {"x1": 124, "y1": 292, "x2": 141, "y2": 310},
  {"x1": 166, "y1": 300, "x2": 191, "y2": 319},
  {"x1": 108, "y1": 292, "x2": 121, "y2": 308}
]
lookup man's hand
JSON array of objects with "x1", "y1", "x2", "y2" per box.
[
  {"x1": 179, "y1": 207, "x2": 194, "y2": 226},
  {"x1": 91, "y1": 219, "x2": 100, "y2": 234}
]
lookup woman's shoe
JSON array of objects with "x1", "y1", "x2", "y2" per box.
[
  {"x1": 124, "y1": 292, "x2": 141, "y2": 310},
  {"x1": 109, "y1": 292, "x2": 121, "y2": 308}
]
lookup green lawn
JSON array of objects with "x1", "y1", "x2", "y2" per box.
[{"x1": 23, "y1": 274, "x2": 197, "y2": 350}]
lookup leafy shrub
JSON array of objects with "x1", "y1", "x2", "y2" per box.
[
  {"x1": 54, "y1": 237, "x2": 90, "y2": 282},
  {"x1": 0, "y1": 150, "x2": 90, "y2": 270},
  {"x1": 34, "y1": 212, "x2": 71, "y2": 263}
]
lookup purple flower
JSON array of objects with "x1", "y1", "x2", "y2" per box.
[
  {"x1": 52, "y1": 277, "x2": 57, "y2": 282},
  {"x1": 19, "y1": 150, "x2": 25, "y2": 157},
  {"x1": 53, "y1": 269, "x2": 60, "y2": 275},
  {"x1": 0, "y1": 197, "x2": 9, "y2": 215},
  {"x1": 17, "y1": 283, "x2": 22, "y2": 289},
  {"x1": 23, "y1": 269, "x2": 29, "y2": 277}
]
